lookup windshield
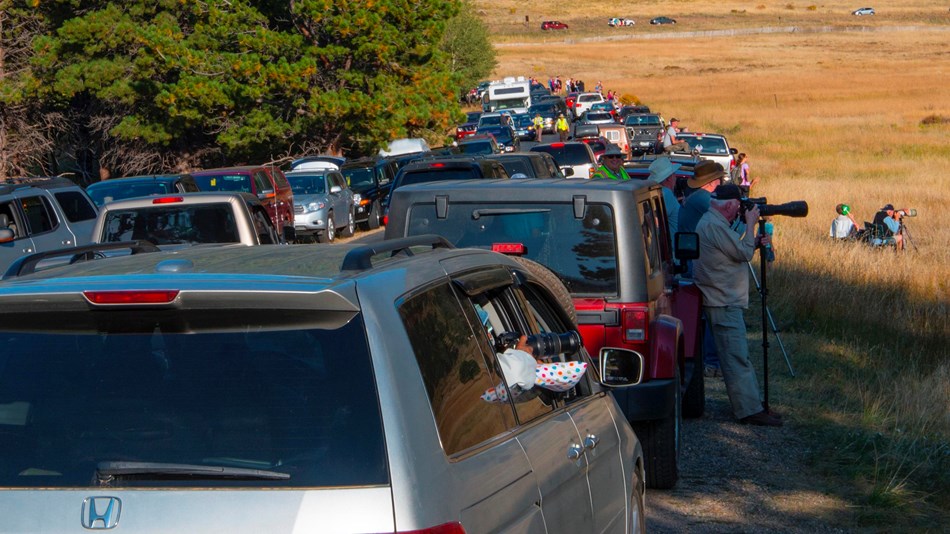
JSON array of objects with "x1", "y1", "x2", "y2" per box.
[
  {"x1": 0, "y1": 312, "x2": 387, "y2": 488},
  {"x1": 681, "y1": 136, "x2": 728, "y2": 155},
  {"x1": 492, "y1": 98, "x2": 528, "y2": 111},
  {"x1": 87, "y1": 182, "x2": 171, "y2": 207},
  {"x1": 585, "y1": 112, "x2": 613, "y2": 122},
  {"x1": 342, "y1": 167, "x2": 376, "y2": 191},
  {"x1": 478, "y1": 115, "x2": 502, "y2": 127},
  {"x1": 101, "y1": 204, "x2": 239, "y2": 244},
  {"x1": 193, "y1": 174, "x2": 251, "y2": 193},
  {"x1": 458, "y1": 141, "x2": 495, "y2": 156},
  {"x1": 531, "y1": 144, "x2": 594, "y2": 166},
  {"x1": 400, "y1": 168, "x2": 479, "y2": 185},
  {"x1": 465, "y1": 112, "x2": 482, "y2": 122},
  {"x1": 528, "y1": 105, "x2": 556, "y2": 116},
  {"x1": 285, "y1": 174, "x2": 327, "y2": 195},
  {"x1": 624, "y1": 115, "x2": 661, "y2": 126},
  {"x1": 578, "y1": 94, "x2": 602, "y2": 103},
  {"x1": 407, "y1": 202, "x2": 618, "y2": 295}
]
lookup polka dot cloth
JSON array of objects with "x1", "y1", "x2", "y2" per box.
[{"x1": 481, "y1": 361, "x2": 589, "y2": 403}]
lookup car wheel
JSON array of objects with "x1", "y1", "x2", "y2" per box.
[
  {"x1": 317, "y1": 214, "x2": 335, "y2": 243},
  {"x1": 341, "y1": 210, "x2": 355, "y2": 237},
  {"x1": 510, "y1": 256, "x2": 576, "y2": 323},
  {"x1": 630, "y1": 467, "x2": 646, "y2": 534},
  {"x1": 683, "y1": 356, "x2": 706, "y2": 418},
  {"x1": 366, "y1": 202, "x2": 381, "y2": 230},
  {"x1": 632, "y1": 365, "x2": 681, "y2": 489}
]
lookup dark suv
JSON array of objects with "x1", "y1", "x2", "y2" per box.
[
  {"x1": 340, "y1": 158, "x2": 394, "y2": 230},
  {"x1": 381, "y1": 157, "x2": 509, "y2": 225},
  {"x1": 0, "y1": 236, "x2": 645, "y2": 532},
  {"x1": 624, "y1": 114, "x2": 666, "y2": 156},
  {"x1": 85, "y1": 174, "x2": 200, "y2": 207},
  {"x1": 385, "y1": 178, "x2": 706, "y2": 489}
]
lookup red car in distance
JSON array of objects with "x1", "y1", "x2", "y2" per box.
[
  {"x1": 455, "y1": 111, "x2": 482, "y2": 140},
  {"x1": 541, "y1": 20, "x2": 569, "y2": 30}
]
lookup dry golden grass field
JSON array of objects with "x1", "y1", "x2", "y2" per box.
[{"x1": 479, "y1": 0, "x2": 949, "y2": 528}]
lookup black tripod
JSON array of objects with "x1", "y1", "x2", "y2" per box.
[
  {"x1": 900, "y1": 221, "x2": 918, "y2": 252},
  {"x1": 754, "y1": 219, "x2": 791, "y2": 412}
]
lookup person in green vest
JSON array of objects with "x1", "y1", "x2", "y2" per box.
[
  {"x1": 592, "y1": 143, "x2": 630, "y2": 180},
  {"x1": 533, "y1": 113, "x2": 545, "y2": 143},
  {"x1": 555, "y1": 113, "x2": 570, "y2": 142}
]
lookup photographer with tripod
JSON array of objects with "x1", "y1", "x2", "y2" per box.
[
  {"x1": 872, "y1": 204, "x2": 915, "y2": 251},
  {"x1": 694, "y1": 184, "x2": 781, "y2": 426}
]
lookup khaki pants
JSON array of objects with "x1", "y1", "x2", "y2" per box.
[
  {"x1": 558, "y1": 130, "x2": 569, "y2": 142},
  {"x1": 664, "y1": 141, "x2": 690, "y2": 153},
  {"x1": 704, "y1": 306, "x2": 763, "y2": 420}
]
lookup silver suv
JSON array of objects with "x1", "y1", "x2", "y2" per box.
[
  {"x1": 285, "y1": 169, "x2": 356, "y2": 243},
  {"x1": 0, "y1": 178, "x2": 98, "y2": 273},
  {"x1": 0, "y1": 237, "x2": 645, "y2": 533}
]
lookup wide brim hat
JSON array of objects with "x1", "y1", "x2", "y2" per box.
[
  {"x1": 647, "y1": 156, "x2": 681, "y2": 183},
  {"x1": 603, "y1": 143, "x2": 625, "y2": 158},
  {"x1": 687, "y1": 160, "x2": 725, "y2": 188}
]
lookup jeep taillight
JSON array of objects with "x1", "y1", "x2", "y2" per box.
[
  {"x1": 399, "y1": 522, "x2": 466, "y2": 534},
  {"x1": 623, "y1": 307, "x2": 649, "y2": 342}
]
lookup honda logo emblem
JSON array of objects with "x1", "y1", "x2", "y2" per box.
[{"x1": 82, "y1": 497, "x2": 121, "y2": 529}]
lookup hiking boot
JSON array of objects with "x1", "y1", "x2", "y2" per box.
[{"x1": 739, "y1": 410, "x2": 783, "y2": 427}]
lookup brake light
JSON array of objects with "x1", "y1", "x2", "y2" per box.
[
  {"x1": 399, "y1": 522, "x2": 466, "y2": 534},
  {"x1": 623, "y1": 307, "x2": 649, "y2": 342},
  {"x1": 430, "y1": 163, "x2": 446, "y2": 168},
  {"x1": 83, "y1": 290, "x2": 180, "y2": 305},
  {"x1": 382, "y1": 214, "x2": 389, "y2": 226},
  {"x1": 492, "y1": 243, "x2": 526, "y2": 255},
  {"x1": 152, "y1": 196, "x2": 184, "y2": 204},
  {"x1": 550, "y1": 143, "x2": 565, "y2": 148}
]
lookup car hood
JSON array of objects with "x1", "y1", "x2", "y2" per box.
[{"x1": 294, "y1": 193, "x2": 331, "y2": 204}]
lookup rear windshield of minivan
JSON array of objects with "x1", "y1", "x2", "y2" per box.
[
  {"x1": 193, "y1": 174, "x2": 252, "y2": 193},
  {"x1": 0, "y1": 312, "x2": 388, "y2": 488},
  {"x1": 406, "y1": 202, "x2": 617, "y2": 295}
]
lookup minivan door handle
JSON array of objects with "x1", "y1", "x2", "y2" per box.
[
  {"x1": 584, "y1": 434, "x2": 600, "y2": 450},
  {"x1": 567, "y1": 443, "x2": 584, "y2": 461},
  {"x1": 61, "y1": 239, "x2": 73, "y2": 246}
]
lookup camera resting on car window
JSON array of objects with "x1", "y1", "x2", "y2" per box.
[
  {"x1": 495, "y1": 331, "x2": 582, "y2": 359},
  {"x1": 739, "y1": 196, "x2": 809, "y2": 219}
]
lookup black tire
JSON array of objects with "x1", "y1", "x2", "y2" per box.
[
  {"x1": 341, "y1": 210, "x2": 355, "y2": 238},
  {"x1": 365, "y1": 202, "x2": 381, "y2": 230},
  {"x1": 683, "y1": 357, "x2": 705, "y2": 418},
  {"x1": 510, "y1": 256, "x2": 576, "y2": 324},
  {"x1": 630, "y1": 467, "x2": 646, "y2": 534},
  {"x1": 632, "y1": 366, "x2": 681, "y2": 489}
]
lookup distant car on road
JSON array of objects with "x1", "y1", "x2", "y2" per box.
[
  {"x1": 455, "y1": 111, "x2": 482, "y2": 140},
  {"x1": 579, "y1": 111, "x2": 616, "y2": 126},
  {"x1": 650, "y1": 16, "x2": 677, "y2": 25},
  {"x1": 540, "y1": 20, "x2": 569, "y2": 30},
  {"x1": 852, "y1": 7, "x2": 875, "y2": 16},
  {"x1": 608, "y1": 18, "x2": 635, "y2": 27},
  {"x1": 285, "y1": 169, "x2": 356, "y2": 243}
]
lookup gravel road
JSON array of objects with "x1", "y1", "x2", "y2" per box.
[{"x1": 646, "y1": 377, "x2": 855, "y2": 533}]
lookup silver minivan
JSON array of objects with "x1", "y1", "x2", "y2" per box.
[{"x1": 0, "y1": 237, "x2": 645, "y2": 533}]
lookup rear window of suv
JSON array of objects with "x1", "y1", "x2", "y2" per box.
[
  {"x1": 679, "y1": 135, "x2": 728, "y2": 155},
  {"x1": 101, "y1": 204, "x2": 239, "y2": 244},
  {"x1": 406, "y1": 202, "x2": 618, "y2": 295},
  {"x1": 531, "y1": 144, "x2": 594, "y2": 166},
  {"x1": 0, "y1": 311, "x2": 387, "y2": 488},
  {"x1": 401, "y1": 168, "x2": 479, "y2": 185}
]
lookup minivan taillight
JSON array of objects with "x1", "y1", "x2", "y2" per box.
[
  {"x1": 399, "y1": 522, "x2": 466, "y2": 534},
  {"x1": 83, "y1": 290, "x2": 180, "y2": 305},
  {"x1": 623, "y1": 307, "x2": 650, "y2": 342}
]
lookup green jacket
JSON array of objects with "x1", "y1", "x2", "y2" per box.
[
  {"x1": 555, "y1": 117, "x2": 569, "y2": 132},
  {"x1": 592, "y1": 164, "x2": 630, "y2": 181}
]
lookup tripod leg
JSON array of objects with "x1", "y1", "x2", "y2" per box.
[{"x1": 748, "y1": 262, "x2": 796, "y2": 376}]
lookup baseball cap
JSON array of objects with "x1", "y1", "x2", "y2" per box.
[
  {"x1": 882, "y1": 204, "x2": 894, "y2": 211},
  {"x1": 712, "y1": 184, "x2": 743, "y2": 200}
]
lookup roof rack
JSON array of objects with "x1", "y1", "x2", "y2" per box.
[
  {"x1": 341, "y1": 235, "x2": 453, "y2": 272},
  {"x1": 3, "y1": 241, "x2": 161, "y2": 280}
]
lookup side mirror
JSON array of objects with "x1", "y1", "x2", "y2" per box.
[
  {"x1": 258, "y1": 189, "x2": 276, "y2": 200},
  {"x1": 330, "y1": 185, "x2": 342, "y2": 194},
  {"x1": 599, "y1": 347, "x2": 644, "y2": 387},
  {"x1": 730, "y1": 147, "x2": 739, "y2": 155},
  {"x1": 675, "y1": 232, "x2": 700, "y2": 261},
  {"x1": 0, "y1": 228, "x2": 14, "y2": 244},
  {"x1": 282, "y1": 226, "x2": 297, "y2": 244},
  {"x1": 561, "y1": 167, "x2": 575, "y2": 177}
]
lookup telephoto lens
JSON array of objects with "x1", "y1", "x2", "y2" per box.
[{"x1": 524, "y1": 331, "x2": 582, "y2": 358}]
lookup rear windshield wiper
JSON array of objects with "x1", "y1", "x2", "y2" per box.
[
  {"x1": 472, "y1": 208, "x2": 551, "y2": 220},
  {"x1": 96, "y1": 461, "x2": 290, "y2": 484}
]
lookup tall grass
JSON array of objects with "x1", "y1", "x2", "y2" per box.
[{"x1": 494, "y1": 17, "x2": 950, "y2": 528}]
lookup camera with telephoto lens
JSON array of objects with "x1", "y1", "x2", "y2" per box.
[
  {"x1": 739, "y1": 196, "x2": 809, "y2": 218},
  {"x1": 495, "y1": 331, "x2": 582, "y2": 358},
  {"x1": 897, "y1": 208, "x2": 917, "y2": 218}
]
